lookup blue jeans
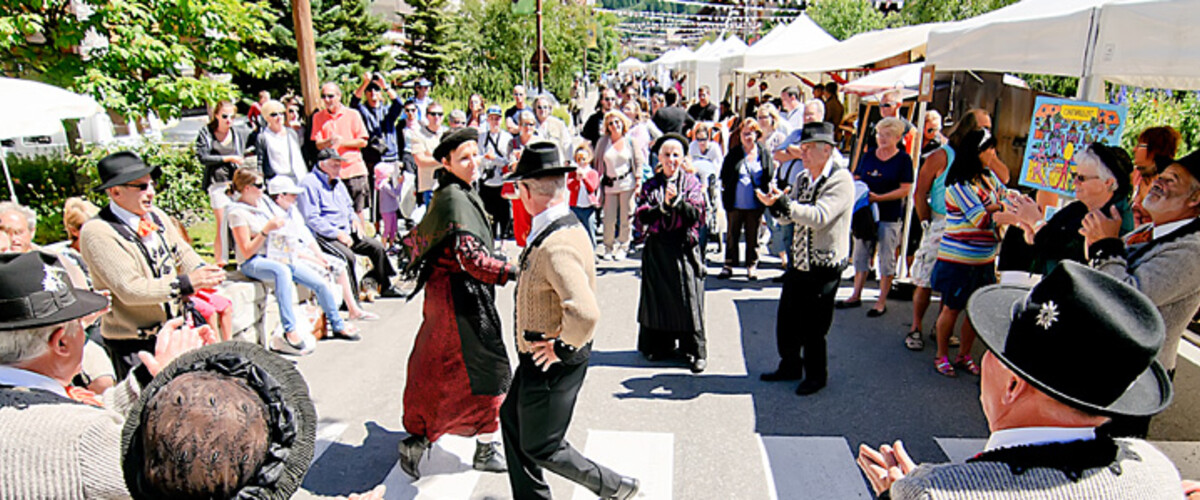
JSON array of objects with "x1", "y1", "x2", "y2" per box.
[
  {"x1": 570, "y1": 206, "x2": 597, "y2": 248},
  {"x1": 241, "y1": 256, "x2": 347, "y2": 334}
]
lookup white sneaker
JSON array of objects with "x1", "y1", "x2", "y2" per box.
[
  {"x1": 270, "y1": 331, "x2": 311, "y2": 356},
  {"x1": 614, "y1": 248, "x2": 627, "y2": 261}
]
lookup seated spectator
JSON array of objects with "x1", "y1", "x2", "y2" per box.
[
  {"x1": 1130, "y1": 126, "x2": 1181, "y2": 228},
  {"x1": 80, "y1": 151, "x2": 226, "y2": 379},
  {"x1": 299, "y1": 148, "x2": 401, "y2": 299},
  {"x1": 226, "y1": 168, "x2": 358, "y2": 354},
  {"x1": 0, "y1": 252, "x2": 214, "y2": 498},
  {"x1": 1082, "y1": 149, "x2": 1200, "y2": 437},
  {"x1": 858, "y1": 262, "x2": 1182, "y2": 499},
  {"x1": 0, "y1": 200, "x2": 37, "y2": 253},
  {"x1": 268, "y1": 175, "x2": 377, "y2": 322}
]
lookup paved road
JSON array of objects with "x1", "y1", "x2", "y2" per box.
[{"x1": 290, "y1": 243, "x2": 1200, "y2": 499}]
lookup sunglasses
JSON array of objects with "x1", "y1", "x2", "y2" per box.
[
  {"x1": 321, "y1": 94, "x2": 338, "y2": 99},
  {"x1": 696, "y1": 136, "x2": 709, "y2": 141},
  {"x1": 521, "y1": 122, "x2": 536, "y2": 127},
  {"x1": 269, "y1": 112, "x2": 284, "y2": 118},
  {"x1": 252, "y1": 182, "x2": 265, "y2": 189},
  {"x1": 602, "y1": 97, "x2": 617, "y2": 102},
  {"x1": 537, "y1": 105, "x2": 552, "y2": 110},
  {"x1": 428, "y1": 111, "x2": 444, "y2": 117},
  {"x1": 220, "y1": 114, "x2": 233, "y2": 119},
  {"x1": 122, "y1": 182, "x2": 154, "y2": 191},
  {"x1": 881, "y1": 102, "x2": 898, "y2": 108},
  {"x1": 1073, "y1": 172, "x2": 1100, "y2": 183}
]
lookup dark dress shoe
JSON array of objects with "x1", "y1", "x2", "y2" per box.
[
  {"x1": 610, "y1": 475, "x2": 640, "y2": 500},
  {"x1": 473, "y1": 440, "x2": 507, "y2": 473},
  {"x1": 398, "y1": 434, "x2": 430, "y2": 479},
  {"x1": 331, "y1": 330, "x2": 361, "y2": 341},
  {"x1": 689, "y1": 356, "x2": 707, "y2": 373},
  {"x1": 835, "y1": 299, "x2": 862, "y2": 309},
  {"x1": 378, "y1": 286, "x2": 405, "y2": 298},
  {"x1": 866, "y1": 307, "x2": 887, "y2": 318},
  {"x1": 760, "y1": 367, "x2": 803, "y2": 381},
  {"x1": 795, "y1": 379, "x2": 826, "y2": 396}
]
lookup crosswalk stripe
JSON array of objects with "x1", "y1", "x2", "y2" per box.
[
  {"x1": 758, "y1": 436, "x2": 872, "y2": 500},
  {"x1": 312, "y1": 422, "x2": 350, "y2": 466},
  {"x1": 378, "y1": 435, "x2": 484, "y2": 499},
  {"x1": 573, "y1": 430, "x2": 674, "y2": 500}
]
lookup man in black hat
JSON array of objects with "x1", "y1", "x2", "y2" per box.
[
  {"x1": 499, "y1": 142, "x2": 640, "y2": 500},
  {"x1": 299, "y1": 147, "x2": 400, "y2": 301},
  {"x1": 1081, "y1": 149, "x2": 1200, "y2": 436},
  {"x1": 856, "y1": 262, "x2": 1183, "y2": 499},
  {"x1": 396, "y1": 127, "x2": 518, "y2": 479},
  {"x1": 0, "y1": 251, "x2": 214, "y2": 498},
  {"x1": 80, "y1": 151, "x2": 226, "y2": 378},
  {"x1": 756, "y1": 122, "x2": 855, "y2": 396}
]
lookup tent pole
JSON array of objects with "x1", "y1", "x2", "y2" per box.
[
  {"x1": 1076, "y1": 6, "x2": 1104, "y2": 102},
  {"x1": 1, "y1": 147, "x2": 17, "y2": 203},
  {"x1": 898, "y1": 101, "x2": 927, "y2": 281}
]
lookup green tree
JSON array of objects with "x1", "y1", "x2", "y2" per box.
[
  {"x1": 231, "y1": 0, "x2": 393, "y2": 103},
  {"x1": 898, "y1": 0, "x2": 1018, "y2": 24},
  {"x1": 0, "y1": 0, "x2": 283, "y2": 119},
  {"x1": 806, "y1": 0, "x2": 891, "y2": 41},
  {"x1": 401, "y1": 0, "x2": 464, "y2": 86}
]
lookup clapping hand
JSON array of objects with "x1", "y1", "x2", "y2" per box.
[
  {"x1": 665, "y1": 182, "x2": 678, "y2": 204},
  {"x1": 137, "y1": 317, "x2": 218, "y2": 376},
  {"x1": 755, "y1": 182, "x2": 788, "y2": 207},
  {"x1": 1080, "y1": 205, "x2": 1123, "y2": 247},
  {"x1": 857, "y1": 441, "x2": 916, "y2": 496}
]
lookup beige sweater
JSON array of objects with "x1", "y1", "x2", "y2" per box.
[
  {"x1": 514, "y1": 224, "x2": 600, "y2": 354},
  {"x1": 80, "y1": 207, "x2": 206, "y2": 341},
  {"x1": 0, "y1": 375, "x2": 142, "y2": 499}
]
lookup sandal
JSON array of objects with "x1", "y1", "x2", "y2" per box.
[
  {"x1": 955, "y1": 354, "x2": 981, "y2": 376},
  {"x1": 904, "y1": 331, "x2": 924, "y2": 351},
  {"x1": 935, "y1": 356, "x2": 957, "y2": 377}
]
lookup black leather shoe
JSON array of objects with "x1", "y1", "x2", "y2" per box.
[
  {"x1": 760, "y1": 367, "x2": 802, "y2": 381},
  {"x1": 378, "y1": 286, "x2": 405, "y2": 298},
  {"x1": 398, "y1": 434, "x2": 430, "y2": 479},
  {"x1": 795, "y1": 379, "x2": 826, "y2": 396},
  {"x1": 689, "y1": 356, "x2": 707, "y2": 373},
  {"x1": 610, "y1": 475, "x2": 640, "y2": 500},
  {"x1": 473, "y1": 440, "x2": 507, "y2": 473}
]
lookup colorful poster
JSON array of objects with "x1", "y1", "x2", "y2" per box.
[{"x1": 1019, "y1": 96, "x2": 1127, "y2": 196}]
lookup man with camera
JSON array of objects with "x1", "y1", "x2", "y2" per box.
[{"x1": 352, "y1": 72, "x2": 406, "y2": 231}]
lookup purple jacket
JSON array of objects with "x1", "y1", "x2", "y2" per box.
[{"x1": 635, "y1": 171, "x2": 706, "y2": 245}]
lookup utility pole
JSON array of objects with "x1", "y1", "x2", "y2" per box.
[
  {"x1": 536, "y1": 0, "x2": 545, "y2": 94},
  {"x1": 291, "y1": 0, "x2": 320, "y2": 116}
]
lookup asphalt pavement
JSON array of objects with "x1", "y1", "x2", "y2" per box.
[{"x1": 289, "y1": 241, "x2": 1200, "y2": 499}]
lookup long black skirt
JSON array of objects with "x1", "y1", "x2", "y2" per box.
[{"x1": 637, "y1": 233, "x2": 706, "y2": 359}]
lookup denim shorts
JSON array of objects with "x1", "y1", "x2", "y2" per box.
[{"x1": 931, "y1": 260, "x2": 996, "y2": 310}]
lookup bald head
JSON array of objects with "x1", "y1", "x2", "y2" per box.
[{"x1": 320, "y1": 82, "x2": 342, "y2": 112}]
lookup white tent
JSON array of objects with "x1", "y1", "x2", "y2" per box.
[
  {"x1": 681, "y1": 38, "x2": 747, "y2": 100},
  {"x1": 617, "y1": 57, "x2": 647, "y2": 73},
  {"x1": 0, "y1": 77, "x2": 105, "y2": 203},
  {"x1": 841, "y1": 62, "x2": 924, "y2": 98},
  {"x1": 925, "y1": 0, "x2": 1200, "y2": 95},
  {"x1": 738, "y1": 14, "x2": 838, "y2": 74},
  {"x1": 741, "y1": 23, "x2": 943, "y2": 74}
]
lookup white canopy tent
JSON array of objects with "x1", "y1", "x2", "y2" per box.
[
  {"x1": 737, "y1": 14, "x2": 839, "y2": 74},
  {"x1": 681, "y1": 37, "x2": 746, "y2": 100},
  {"x1": 925, "y1": 0, "x2": 1200, "y2": 97},
  {"x1": 617, "y1": 57, "x2": 647, "y2": 74},
  {"x1": 841, "y1": 62, "x2": 924, "y2": 99},
  {"x1": 0, "y1": 77, "x2": 105, "y2": 203},
  {"x1": 741, "y1": 23, "x2": 943, "y2": 75}
]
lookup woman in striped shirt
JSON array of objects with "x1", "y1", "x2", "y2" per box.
[{"x1": 930, "y1": 129, "x2": 1007, "y2": 377}]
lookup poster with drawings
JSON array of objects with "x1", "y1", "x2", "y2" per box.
[{"x1": 1020, "y1": 96, "x2": 1127, "y2": 196}]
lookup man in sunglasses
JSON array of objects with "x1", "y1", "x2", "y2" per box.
[
  {"x1": 312, "y1": 82, "x2": 372, "y2": 225},
  {"x1": 504, "y1": 85, "x2": 531, "y2": 134},
  {"x1": 534, "y1": 96, "x2": 571, "y2": 164},
  {"x1": 81, "y1": 152, "x2": 225, "y2": 378},
  {"x1": 581, "y1": 88, "x2": 618, "y2": 147},
  {"x1": 856, "y1": 89, "x2": 915, "y2": 171},
  {"x1": 411, "y1": 102, "x2": 446, "y2": 206}
]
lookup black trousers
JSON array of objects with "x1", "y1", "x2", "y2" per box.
[
  {"x1": 316, "y1": 233, "x2": 396, "y2": 296},
  {"x1": 775, "y1": 267, "x2": 842, "y2": 382},
  {"x1": 501, "y1": 355, "x2": 621, "y2": 499},
  {"x1": 725, "y1": 207, "x2": 764, "y2": 268},
  {"x1": 480, "y1": 184, "x2": 512, "y2": 239},
  {"x1": 103, "y1": 336, "x2": 157, "y2": 381}
]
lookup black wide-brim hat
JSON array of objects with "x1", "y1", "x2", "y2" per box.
[
  {"x1": 503, "y1": 141, "x2": 575, "y2": 181},
  {"x1": 651, "y1": 133, "x2": 689, "y2": 157},
  {"x1": 433, "y1": 127, "x2": 482, "y2": 163},
  {"x1": 121, "y1": 342, "x2": 316, "y2": 500},
  {"x1": 94, "y1": 151, "x2": 161, "y2": 193},
  {"x1": 0, "y1": 252, "x2": 108, "y2": 331},
  {"x1": 967, "y1": 261, "x2": 1172, "y2": 417}
]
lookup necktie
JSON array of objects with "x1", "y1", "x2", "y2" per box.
[{"x1": 137, "y1": 217, "x2": 159, "y2": 238}]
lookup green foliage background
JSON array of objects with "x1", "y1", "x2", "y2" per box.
[{"x1": 1119, "y1": 90, "x2": 1200, "y2": 156}]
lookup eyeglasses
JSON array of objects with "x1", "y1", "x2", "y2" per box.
[
  {"x1": 1073, "y1": 172, "x2": 1100, "y2": 183},
  {"x1": 122, "y1": 181, "x2": 154, "y2": 191},
  {"x1": 521, "y1": 122, "x2": 536, "y2": 127},
  {"x1": 321, "y1": 94, "x2": 338, "y2": 99},
  {"x1": 537, "y1": 105, "x2": 552, "y2": 110},
  {"x1": 602, "y1": 97, "x2": 617, "y2": 102},
  {"x1": 696, "y1": 136, "x2": 709, "y2": 141},
  {"x1": 880, "y1": 102, "x2": 898, "y2": 108},
  {"x1": 1135, "y1": 143, "x2": 1149, "y2": 149},
  {"x1": 269, "y1": 112, "x2": 284, "y2": 118}
]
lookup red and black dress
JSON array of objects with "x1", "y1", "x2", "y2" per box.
[{"x1": 401, "y1": 175, "x2": 515, "y2": 441}]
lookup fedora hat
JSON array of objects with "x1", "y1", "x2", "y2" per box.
[
  {"x1": 0, "y1": 252, "x2": 107, "y2": 331},
  {"x1": 799, "y1": 122, "x2": 836, "y2": 146},
  {"x1": 93, "y1": 151, "x2": 160, "y2": 193},
  {"x1": 122, "y1": 342, "x2": 316, "y2": 500},
  {"x1": 503, "y1": 142, "x2": 575, "y2": 181},
  {"x1": 967, "y1": 261, "x2": 1172, "y2": 417}
]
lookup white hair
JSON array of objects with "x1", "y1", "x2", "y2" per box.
[
  {"x1": 521, "y1": 174, "x2": 567, "y2": 198},
  {"x1": 449, "y1": 109, "x2": 467, "y2": 122},
  {"x1": 925, "y1": 110, "x2": 943, "y2": 130},
  {"x1": 1075, "y1": 149, "x2": 1117, "y2": 191},
  {"x1": 0, "y1": 202, "x2": 36, "y2": 231},
  {"x1": 517, "y1": 109, "x2": 536, "y2": 124},
  {"x1": 804, "y1": 100, "x2": 825, "y2": 121},
  {"x1": 0, "y1": 324, "x2": 61, "y2": 365},
  {"x1": 881, "y1": 89, "x2": 903, "y2": 104}
]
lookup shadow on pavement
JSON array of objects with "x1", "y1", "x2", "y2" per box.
[{"x1": 303, "y1": 421, "x2": 404, "y2": 497}]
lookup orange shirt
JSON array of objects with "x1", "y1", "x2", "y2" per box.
[{"x1": 312, "y1": 106, "x2": 369, "y2": 179}]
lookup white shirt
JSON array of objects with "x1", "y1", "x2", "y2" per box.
[
  {"x1": 262, "y1": 127, "x2": 308, "y2": 181},
  {"x1": 983, "y1": 426, "x2": 1097, "y2": 453},
  {"x1": 528, "y1": 202, "x2": 571, "y2": 244},
  {"x1": 785, "y1": 106, "x2": 804, "y2": 130},
  {"x1": 0, "y1": 365, "x2": 67, "y2": 398},
  {"x1": 109, "y1": 202, "x2": 162, "y2": 254},
  {"x1": 1152, "y1": 217, "x2": 1194, "y2": 240}
]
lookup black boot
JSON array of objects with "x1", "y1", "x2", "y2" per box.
[
  {"x1": 610, "y1": 475, "x2": 640, "y2": 499},
  {"x1": 398, "y1": 434, "x2": 430, "y2": 479},
  {"x1": 473, "y1": 440, "x2": 507, "y2": 473}
]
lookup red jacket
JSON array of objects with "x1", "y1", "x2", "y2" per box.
[{"x1": 568, "y1": 166, "x2": 601, "y2": 207}]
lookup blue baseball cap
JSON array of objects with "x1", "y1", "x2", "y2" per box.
[
  {"x1": 415, "y1": 78, "x2": 432, "y2": 87},
  {"x1": 486, "y1": 105, "x2": 502, "y2": 116}
]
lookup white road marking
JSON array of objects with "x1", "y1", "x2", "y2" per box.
[
  {"x1": 759, "y1": 435, "x2": 871, "y2": 499},
  {"x1": 379, "y1": 435, "x2": 483, "y2": 500},
  {"x1": 573, "y1": 429, "x2": 674, "y2": 500}
]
